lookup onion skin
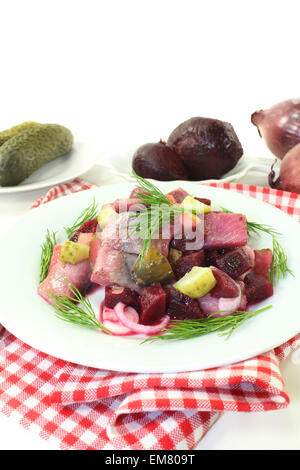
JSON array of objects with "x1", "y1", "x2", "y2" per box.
[
  {"x1": 269, "y1": 143, "x2": 300, "y2": 194},
  {"x1": 251, "y1": 98, "x2": 300, "y2": 160},
  {"x1": 167, "y1": 117, "x2": 243, "y2": 180}
]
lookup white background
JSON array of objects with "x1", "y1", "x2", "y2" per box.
[{"x1": 0, "y1": 0, "x2": 300, "y2": 450}]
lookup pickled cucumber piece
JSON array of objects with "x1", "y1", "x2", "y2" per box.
[
  {"x1": 0, "y1": 121, "x2": 40, "y2": 147},
  {"x1": 132, "y1": 248, "x2": 175, "y2": 286},
  {"x1": 181, "y1": 196, "x2": 211, "y2": 214},
  {"x1": 168, "y1": 247, "x2": 182, "y2": 268},
  {"x1": 0, "y1": 123, "x2": 73, "y2": 186},
  {"x1": 97, "y1": 204, "x2": 118, "y2": 230},
  {"x1": 174, "y1": 266, "x2": 216, "y2": 299},
  {"x1": 60, "y1": 241, "x2": 90, "y2": 264}
]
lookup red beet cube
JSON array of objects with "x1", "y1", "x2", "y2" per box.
[
  {"x1": 165, "y1": 285, "x2": 205, "y2": 319},
  {"x1": 105, "y1": 286, "x2": 140, "y2": 311},
  {"x1": 254, "y1": 249, "x2": 273, "y2": 279},
  {"x1": 205, "y1": 248, "x2": 232, "y2": 267},
  {"x1": 244, "y1": 272, "x2": 273, "y2": 303},
  {"x1": 174, "y1": 250, "x2": 205, "y2": 280},
  {"x1": 214, "y1": 247, "x2": 254, "y2": 280},
  {"x1": 140, "y1": 284, "x2": 166, "y2": 325},
  {"x1": 70, "y1": 219, "x2": 98, "y2": 242},
  {"x1": 194, "y1": 197, "x2": 211, "y2": 206},
  {"x1": 210, "y1": 267, "x2": 240, "y2": 298}
]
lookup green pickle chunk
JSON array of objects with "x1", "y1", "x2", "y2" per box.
[
  {"x1": 132, "y1": 248, "x2": 175, "y2": 286},
  {"x1": 60, "y1": 241, "x2": 90, "y2": 265}
]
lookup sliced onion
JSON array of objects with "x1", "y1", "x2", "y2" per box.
[{"x1": 114, "y1": 302, "x2": 170, "y2": 335}]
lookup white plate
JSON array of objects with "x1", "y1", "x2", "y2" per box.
[
  {"x1": 0, "y1": 182, "x2": 299, "y2": 373},
  {"x1": 0, "y1": 137, "x2": 94, "y2": 194},
  {"x1": 101, "y1": 151, "x2": 274, "y2": 184}
]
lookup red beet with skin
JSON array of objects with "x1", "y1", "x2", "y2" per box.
[
  {"x1": 167, "y1": 117, "x2": 243, "y2": 180},
  {"x1": 132, "y1": 141, "x2": 187, "y2": 181}
]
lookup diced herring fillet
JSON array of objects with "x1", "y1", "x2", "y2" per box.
[{"x1": 204, "y1": 212, "x2": 248, "y2": 249}]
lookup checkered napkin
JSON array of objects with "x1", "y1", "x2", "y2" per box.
[{"x1": 1, "y1": 178, "x2": 300, "y2": 450}]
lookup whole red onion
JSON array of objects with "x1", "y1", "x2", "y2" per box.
[
  {"x1": 269, "y1": 143, "x2": 300, "y2": 193},
  {"x1": 251, "y1": 98, "x2": 300, "y2": 159}
]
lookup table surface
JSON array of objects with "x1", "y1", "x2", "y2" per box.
[{"x1": 0, "y1": 164, "x2": 299, "y2": 450}]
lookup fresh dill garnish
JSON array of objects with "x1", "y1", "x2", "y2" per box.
[
  {"x1": 64, "y1": 198, "x2": 98, "y2": 238},
  {"x1": 48, "y1": 281, "x2": 110, "y2": 333},
  {"x1": 221, "y1": 207, "x2": 292, "y2": 284},
  {"x1": 39, "y1": 229, "x2": 57, "y2": 283},
  {"x1": 143, "y1": 305, "x2": 272, "y2": 343},
  {"x1": 270, "y1": 237, "x2": 294, "y2": 284},
  {"x1": 129, "y1": 172, "x2": 186, "y2": 265}
]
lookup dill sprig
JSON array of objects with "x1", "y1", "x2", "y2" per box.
[
  {"x1": 48, "y1": 281, "x2": 110, "y2": 333},
  {"x1": 129, "y1": 172, "x2": 186, "y2": 264},
  {"x1": 39, "y1": 229, "x2": 57, "y2": 283},
  {"x1": 64, "y1": 198, "x2": 98, "y2": 238},
  {"x1": 221, "y1": 207, "x2": 292, "y2": 284},
  {"x1": 270, "y1": 237, "x2": 294, "y2": 284},
  {"x1": 144, "y1": 305, "x2": 272, "y2": 343}
]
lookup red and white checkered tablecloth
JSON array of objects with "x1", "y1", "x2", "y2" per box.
[{"x1": 0, "y1": 177, "x2": 300, "y2": 450}]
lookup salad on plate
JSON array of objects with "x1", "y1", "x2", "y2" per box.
[{"x1": 37, "y1": 174, "x2": 292, "y2": 342}]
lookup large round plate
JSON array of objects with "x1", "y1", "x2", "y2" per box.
[
  {"x1": 0, "y1": 137, "x2": 94, "y2": 194},
  {"x1": 0, "y1": 182, "x2": 299, "y2": 372}
]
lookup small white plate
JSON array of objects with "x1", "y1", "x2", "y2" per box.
[
  {"x1": 0, "y1": 182, "x2": 299, "y2": 373},
  {"x1": 0, "y1": 137, "x2": 94, "y2": 194},
  {"x1": 101, "y1": 152, "x2": 274, "y2": 184}
]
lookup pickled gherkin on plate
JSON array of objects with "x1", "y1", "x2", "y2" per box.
[
  {"x1": 0, "y1": 121, "x2": 40, "y2": 147},
  {"x1": 132, "y1": 248, "x2": 175, "y2": 286},
  {"x1": 0, "y1": 123, "x2": 73, "y2": 186}
]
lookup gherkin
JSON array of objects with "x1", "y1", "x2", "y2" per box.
[
  {"x1": 0, "y1": 121, "x2": 40, "y2": 147},
  {"x1": 0, "y1": 124, "x2": 73, "y2": 186}
]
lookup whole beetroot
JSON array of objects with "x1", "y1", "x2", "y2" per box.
[
  {"x1": 167, "y1": 117, "x2": 243, "y2": 180},
  {"x1": 132, "y1": 141, "x2": 187, "y2": 181}
]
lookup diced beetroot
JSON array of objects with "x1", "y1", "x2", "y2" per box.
[
  {"x1": 194, "y1": 197, "x2": 211, "y2": 206},
  {"x1": 254, "y1": 249, "x2": 273, "y2": 279},
  {"x1": 214, "y1": 246, "x2": 255, "y2": 280},
  {"x1": 173, "y1": 250, "x2": 205, "y2": 280},
  {"x1": 70, "y1": 219, "x2": 98, "y2": 242},
  {"x1": 139, "y1": 284, "x2": 166, "y2": 325},
  {"x1": 204, "y1": 212, "x2": 248, "y2": 249},
  {"x1": 210, "y1": 266, "x2": 240, "y2": 298},
  {"x1": 165, "y1": 188, "x2": 189, "y2": 203},
  {"x1": 165, "y1": 285, "x2": 205, "y2": 319},
  {"x1": 244, "y1": 272, "x2": 273, "y2": 303},
  {"x1": 205, "y1": 248, "x2": 232, "y2": 267},
  {"x1": 105, "y1": 286, "x2": 140, "y2": 311}
]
